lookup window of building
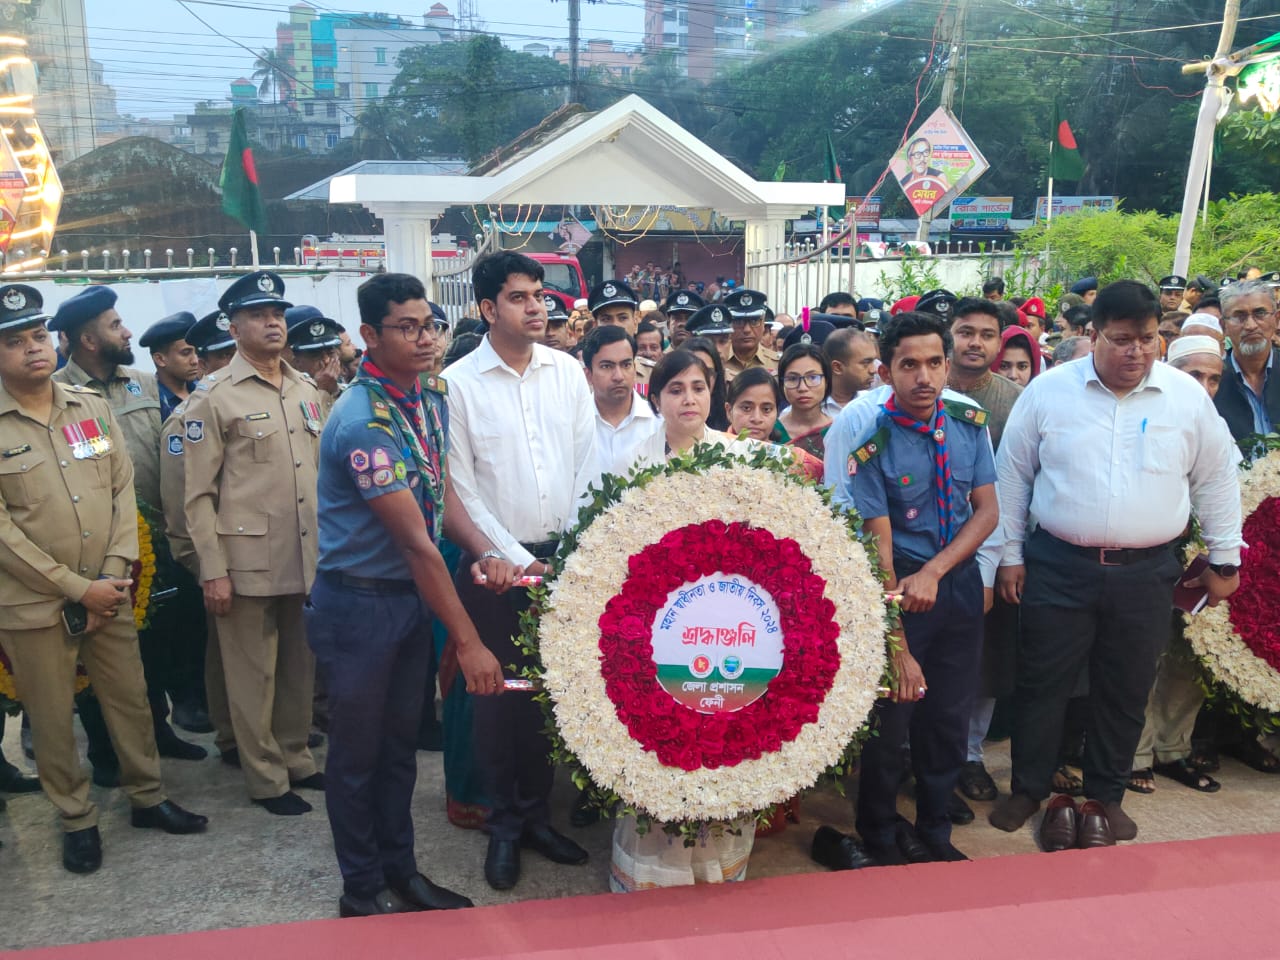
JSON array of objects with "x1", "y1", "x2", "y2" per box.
[
  {"x1": 338, "y1": 82, "x2": 350, "y2": 98},
  {"x1": 365, "y1": 82, "x2": 378, "y2": 99},
  {"x1": 662, "y1": 32, "x2": 676, "y2": 44},
  {"x1": 303, "y1": 101, "x2": 314, "y2": 116},
  {"x1": 206, "y1": 130, "x2": 219, "y2": 149},
  {"x1": 295, "y1": 133, "x2": 308, "y2": 149},
  {"x1": 662, "y1": 6, "x2": 676, "y2": 20},
  {"x1": 375, "y1": 47, "x2": 387, "y2": 64},
  {"x1": 280, "y1": 43, "x2": 294, "y2": 59},
  {"x1": 314, "y1": 42, "x2": 335, "y2": 59},
  {"x1": 326, "y1": 133, "x2": 338, "y2": 149},
  {"x1": 326, "y1": 101, "x2": 337, "y2": 117},
  {"x1": 315, "y1": 67, "x2": 334, "y2": 82}
]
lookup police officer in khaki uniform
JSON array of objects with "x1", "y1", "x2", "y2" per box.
[
  {"x1": 721, "y1": 288, "x2": 779, "y2": 381},
  {"x1": 0, "y1": 284, "x2": 207, "y2": 874},
  {"x1": 183, "y1": 271, "x2": 325, "y2": 815},
  {"x1": 284, "y1": 305, "x2": 344, "y2": 418},
  {"x1": 588, "y1": 279, "x2": 653, "y2": 392},
  {"x1": 50, "y1": 285, "x2": 206, "y2": 763},
  {"x1": 159, "y1": 310, "x2": 238, "y2": 760},
  {"x1": 661, "y1": 288, "x2": 704, "y2": 350}
]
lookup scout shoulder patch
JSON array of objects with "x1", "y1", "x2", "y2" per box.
[
  {"x1": 853, "y1": 426, "x2": 889, "y2": 465},
  {"x1": 370, "y1": 399, "x2": 393, "y2": 423},
  {"x1": 2, "y1": 443, "x2": 31, "y2": 458},
  {"x1": 942, "y1": 398, "x2": 988, "y2": 427},
  {"x1": 423, "y1": 375, "x2": 448, "y2": 396}
]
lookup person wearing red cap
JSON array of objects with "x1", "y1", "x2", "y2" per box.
[{"x1": 890, "y1": 295, "x2": 921, "y2": 315}]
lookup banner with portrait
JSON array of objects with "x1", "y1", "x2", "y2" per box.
[{"x1": 888, "y1": 107, "x2": 989, "y2": 218}]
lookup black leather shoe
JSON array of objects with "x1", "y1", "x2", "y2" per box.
[
  {"x1": 291, "y1": 772, "x2": 326, "y2": 791},
  {"x1": 485, "y1": 836, "x2": 520, "y2": 890},
  {"x1": 130, "y1": 799, "x2": 208, "y2": 834},
  {"x1": 864, "y1": 840, "x2": 909, "y2": 867},
  {"x1": 220, "y1": 747, "x2": 241, "y2": 768},
  {"x1": 924, "y1": 840, "x2": 970, "y2": 862},
  {"x1": 948, "y1": 793, "x2": 976, "y2": 825},
  {"x1": 0, "y1": 760, "x2": 41, "y2": 794},
  {"x1": 569, "y1": 788, "x2": 600, "y2": 827},
  {"x1": 810, "y1": 825, "x2": 875, "y2": 870},
  {"x1": 253, "y1": 791, "x2": 311, "y2": 816},
  {"x1": 91, "y1": 765, "x2": 120, "y2": 789},
  {"x1": 392, "y1": 873, "x2": 474, "y2": 911},
  {"x1": 339, "y1": 888, "x2": 405, "y2": 918},
  {"x1": 522, "y1": 823, "x2": 589, "y2": 865},
  {"x1": 894, "y1": 820, "x2": 933, "y2": 864},
  {"x1": 171, "y1": 702, "x2": 214, "y2": 734},
  {"x1": 63, "y1": 826, "x2": 102, "y2": 874},
  {"x1": 155, "y1": 731, "x2": 208, "y2": 761}
]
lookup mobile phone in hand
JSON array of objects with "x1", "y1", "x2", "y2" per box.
[{"x1": 62, "y1": 602, "x2": 89, "y2": 637}]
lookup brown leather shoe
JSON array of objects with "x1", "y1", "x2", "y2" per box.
[
  {"x1": 1102, "y1": 802, "x2": 1137, "y2": 840},
  {"x1": 988, "y1": 792, "x2": 1040, "y2": 832},
  {"x1": 1076, "y1": 800, "x2": 1116, "y2": 848},
  {"x1": 1038, "y1": 794, "x2": 1078, "y2": 852}
]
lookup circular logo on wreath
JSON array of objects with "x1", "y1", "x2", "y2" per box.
[{"x1": 651, "y1": 573, "x2": 783, "y2": 714}]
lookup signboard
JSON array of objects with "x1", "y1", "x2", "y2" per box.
[
  {"x1": 846, "y1": 196, "x2": 882, "y2": 231},
  {"x1": 650, "y1": 573, "x2": 783, "y2": 715},
  {"x1": 1034, "y1": 195, "x2": 1118, "y2": 220},
  {"x1": 888, "y1": 107, "x2": 989, "y2": 218},
  {"x1": 949, "y1": 196, "x2": 1013, "y2": 233}
]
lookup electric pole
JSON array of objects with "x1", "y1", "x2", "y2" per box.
[
  {"x1": 917, "y1": 0, "x2": 966, "y2": 243},
  {"x1": 568, "y1": 0, "x2": 582, "y2": 104}
]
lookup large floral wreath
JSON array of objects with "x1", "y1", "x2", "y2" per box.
[
  {"x1": 518, "y1": 444, "x2": 891, "y2": 828},
  {"x1": 1184, "y1": 445, "x2": 1280, "y2": 722}
]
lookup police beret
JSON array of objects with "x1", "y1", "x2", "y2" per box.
[
  {"x1": 686, "y1": 303, "x2": 733, "y2": 336},
  {"x1": 915, "y1": 289, "x2": 958, "y2": 321},
  {"x1": 862, "y1": 307, "x2": 888, "y2": 331},
  {"x1": 781, "y1": 319, "x2": 836, "y2": 350},
  {"x1": 428, "y1": 301, "x2": 449, "y2": 327},
  {"x1": 138, "y1": 311, "x2": 197, "y2": 350},
  {"x1": 1069, "y1": 276, "x2": 1098, "y2": 295},
  {"x1": 662, "y1": 289, "x2": 704, "y2": 314},
  {"x1": 722, "y1": 288, "x2": 768, "y2": 319},
  {"x1": 0, "y1": 284, "x2": 49, "y2": 333},
  {"x1": 1019, "y1": 296, "x2": 1047, "y2": 320},
  {"x1": 283, "y1": 304, "x2": 344, "y2": 333},
  {"x1": 287, "y1": 314, "x2": 343, "y2": 352},
  {"x1": 587, "y1": 279, "x2": 638, "y2": 314},
  {"x1": 543, "y1": 293, "x2": 569, "y2": 322},
  {"x1": 185, "y1": 309, "x2": 236, "y2": 353},
  {"x1": 1186, "y1": 275, "x2": 1217, "y2": 294},
  {"x1": 49, "y1": 285, "x2": 117, "y2": 332},
  {"x1": 889, "y1": 295, "x2": 920, "y2": 316},
  {"x1": 218, "y1": 270, "x2": 291, "y2": 316},
  {"x1": 1158, "y1": 275, "x2": 1187, "y2": 290},
  {"x1": 856, "y1": 297, "x2": 884, "y2": 313}
]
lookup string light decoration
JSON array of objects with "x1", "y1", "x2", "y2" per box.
[{"x1": 0, "y1": 32, "x2": 60, "y2": 271}]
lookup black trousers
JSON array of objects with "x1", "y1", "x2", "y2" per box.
[
  {"x1": 1010, "y1": 529, "x2": 1181, "y2": 805},
  {"x1": 456, "y1": 556, "x2": 553, "y2": 841},
  {"x1": 856, "y1": 558, "x2": 984, "y2": 849},
  {"x1": 141, "y1": 559, "x2": 208, "y2": 711}
]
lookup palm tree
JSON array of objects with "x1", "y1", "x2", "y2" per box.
[{"x1": 252, "y1": 48, "x2": 292, "y2": 104}]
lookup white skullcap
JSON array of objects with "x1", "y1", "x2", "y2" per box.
[
  {"x1": 573, "y1": 298, "x2": 588, "y2": 310},
  {"x1": 1181, "y1": 312, "x2": 1222, "y2": 334},
  {"x1": 1166, "y1": 334, "x2": 1223, "y2": 365},
  {"x1": 639, "y1": 299, "x2": 659, "y2": 313}
]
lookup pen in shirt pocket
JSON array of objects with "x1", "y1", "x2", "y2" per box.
[{"x1": 1141, "y1": 418, "x2": 1148, "y2": 434}]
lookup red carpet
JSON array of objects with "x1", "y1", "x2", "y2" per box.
[{"x1": 16, "y1": 833, "x2": 1280, "y2": 959}]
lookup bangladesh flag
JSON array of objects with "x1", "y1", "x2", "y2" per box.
[
  {"x1": 221, "y1": 108, "x2": 268, "y2": 234},
  {"x1": 824, "y1": 133, "x2": 846, "y2": 218},
  {"x1": 1049, "y1": 102, "x2": 1085, "y2": 181}
]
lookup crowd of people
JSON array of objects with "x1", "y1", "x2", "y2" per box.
[{"x1": 0, "y1": 250, "x2": 1276, "y2": 917}]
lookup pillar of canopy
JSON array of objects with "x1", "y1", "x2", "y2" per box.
[{"x1": 325, "y1": 96, "x2": 844, "y2": 291}]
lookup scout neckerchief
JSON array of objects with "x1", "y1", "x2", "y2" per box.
[
  {"x1": 355, "y1": 357, "x2": 446, "y2": 540},
  {"x1": 881, "y1": 394, "x2": 953, "y2": 547}
]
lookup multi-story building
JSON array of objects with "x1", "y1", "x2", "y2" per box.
[
  {"x1": 643, "y1": 0, "x2": 845, "y2": 81},
  {"x1": 553, "y1": 39, "x2": 644, "y2": 81},
  {"x1": 21, "y1": 0, "x2": 96, "y2": 161}
]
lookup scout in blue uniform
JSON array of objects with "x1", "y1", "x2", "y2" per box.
[
  {"x1": 308, "y1": 272, "x2": 516, "y2": 918},
  {"x1": 815, "y1": 310, "x2": 999, "y2": 869}
]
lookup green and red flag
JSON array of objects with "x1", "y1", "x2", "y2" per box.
[
  {"x1": 1049, "y1": 102, "x2": 1085, "y2": 181},
  {"x1": 824, "y1": 132, "x2": 846, "y2": 218},
  {"x1": 221, "y1": 108, "x2": 268, "y2": 234}
]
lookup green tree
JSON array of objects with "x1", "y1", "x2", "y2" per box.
[{"x1": 252, "y1": 48, "x2": 292, "y2": 104}]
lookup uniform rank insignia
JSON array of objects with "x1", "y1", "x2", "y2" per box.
[
  {"x1": 423, "y1": 375, "x2": 448, "y2": 396},
  {"x1": 167, "y1": 435, "x2": 184, "y2": 456},
  {"x1": 301, "y1": 400, "x2": 322, "y2": 434},
  {"x1": 185, "y1": 420, "x2": 205, "y2": 442},
  {"x1": 62, "y1": 417, "x2": 112, "y2": 459},
  {"x1": 367, "y1": 420, "x2": 395, "y2": 437},
  {"x1": 2, "y1": 443, "x2": 31, "y2": 458},
  {"x1": 942, "y1": 399, "x2": 988, "y2": 427},
  {"x1": 126, "y1": 380, "x2": 142, "y2": 397},
  {"x1": 246, "y1": 412, "x2": 270, "y2": 421},
  {"x1": 853, "y1": 427, "x2": 888, "y2": 465},
  {"x1": 371, "y1": 400, "x2": 393, "y2": 423}
]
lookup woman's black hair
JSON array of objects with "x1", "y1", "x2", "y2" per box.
[
  {"x1": 681, "y1": 335, "x2": 729, "y2": 430},
  {"x1": 777, "y1": 343, "x2": 832, "y2": 401}
]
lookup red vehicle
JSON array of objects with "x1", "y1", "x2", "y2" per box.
[{"x1": 529, "y1": 253, "x2": 587, "y2": 313}]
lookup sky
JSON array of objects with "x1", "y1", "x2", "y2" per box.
[{"x1": 85, "y1": 0, "x2": 644, "y2": 119}]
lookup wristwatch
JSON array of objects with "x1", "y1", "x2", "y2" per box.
[
  {"x1": 478, "y1": 549, "x2": 504, "y2": 563},
  {"x1": 1208, "y1": 562, "x2": 1239, "y2": 577}
]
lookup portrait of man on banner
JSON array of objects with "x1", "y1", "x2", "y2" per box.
[{"x1": 888, "y1": 107, "x2": 989, "y2": 219}]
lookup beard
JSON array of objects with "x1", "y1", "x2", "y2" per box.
[
  {"x1": 99, "y1": 340, "x2": 135, "y2": 367},
  {"x1": 1238, "y1": 338, "x2": 1271, "y2": 357}
]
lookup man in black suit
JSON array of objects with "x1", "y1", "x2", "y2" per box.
[{"x1": 1214, "y1": 280, "x2": 1280, "y2": 442}]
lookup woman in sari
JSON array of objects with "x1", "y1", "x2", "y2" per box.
[{"x1": 775, "y1": 343, "x2": 833, "y2": 461}]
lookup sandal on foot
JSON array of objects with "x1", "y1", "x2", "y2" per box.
[
  {"x1": 1125, "y1": 768, "x2": 1156, "y2": 794},
  {"x1": 1188, "y1": 749, "x2": 1220, "y2": 773},
  {"x1": 1153, "y1": 758, "x2": 1220, "y2": 793},
  {"x1": 1223, "y1": 739, "x2": 1280, "y2": 774},
  {"x1": 1051, "y1": 765, "x2": 1084, "y2": 797}
]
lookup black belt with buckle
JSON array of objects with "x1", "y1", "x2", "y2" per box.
[
  {"x1": 1043, "y1": 531, "x2": 1175, "y2": 566},
  {"x1": 520, "y1": 539, "x2": 560, "y2": 561},
  {"x1": 320, "y1": 570, "x2": 416, "y2": 594}
]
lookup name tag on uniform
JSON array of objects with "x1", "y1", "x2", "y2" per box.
[
  {"x1": 245, "y1": 412, "x2": 271, "y2": 421},
  {"x1": 62, "y1": 417, "x2": 113, "y2": 459}
]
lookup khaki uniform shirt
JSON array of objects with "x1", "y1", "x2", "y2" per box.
[
  {"x1": 724, "y1": 345, "x2": 779, "y2": 381},
  {"x1": 0, "y1": 382, "x2": 138, "y2": 629},
  {"x1": 54, "y1": 359, "x2": 163, "y2": 510},
  {"x1": 182, "y1": 353, "x2": 323, "y2": 597}
]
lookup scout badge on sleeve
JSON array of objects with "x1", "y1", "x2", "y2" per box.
[
  {"x1": 62, "y1": 417, "x2": 112, "y2": 459},
  {"x1": 301, "y1": 400, "x2": 322, "y2": 434}
]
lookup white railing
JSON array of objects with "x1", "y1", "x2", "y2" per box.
[
  {"x1": 0, "y1": 244, "x2": 371, "y2": 280},
  {"x1": 430, "y1": 229, "x2": 498, "y2": 325}
]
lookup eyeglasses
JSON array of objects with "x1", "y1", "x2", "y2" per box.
[
  {"x1": 379, "y1": 322, "x2": 442, "y2": 343},
  {"x1": 908, "y1": 150, "x2": 929, "y2": 159},
  {"x1": 1098, "y1": 329, "x2": 1160, "y2": 356},
  {"x1": 782, "y1": 372, "x2": 826, "y2": 388},
  {"x1": 1224, "y1": 307, "x2": 1275, "y2": 325}
]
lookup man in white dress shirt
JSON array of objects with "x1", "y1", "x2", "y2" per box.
[
  {"x1": 988, "y1": 280, "x2": 1243, "y2": 846},
  {"x1": 584, "y1": 324, "x2": 661, "y2": 479},
  {"x1": 445, "y1": 252, "x2": 598, "y2": 891}
]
